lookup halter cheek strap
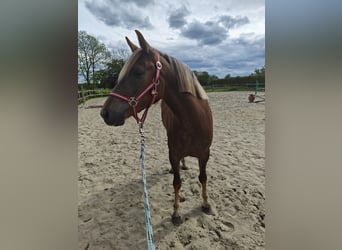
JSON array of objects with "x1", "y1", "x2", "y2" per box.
[{"x1": 108, "y1": 54, "x2": 162, "y2": 124}]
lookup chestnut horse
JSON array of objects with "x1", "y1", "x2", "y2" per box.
[{"x1": 100, "y1": 30, "x2": 213, "y2": 224}]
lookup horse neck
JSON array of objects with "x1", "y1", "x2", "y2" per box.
[{"x1": 159, "y1": 63, "x2": 195, "y2": 123}]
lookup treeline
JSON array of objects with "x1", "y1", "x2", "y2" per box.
[
  {"x1": 78, "y1": 31, "x2": 265, "y2": 90},
  {"x1": 193, "y1": 67, "x2": 265, "y2": 87},
  {"x1": 211, "y1": 75, "x2": 265, "y2": 86}
]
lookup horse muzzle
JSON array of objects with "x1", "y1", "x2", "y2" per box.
[{"x1": 100, "y1": 108, "x2": 125, "y2": 126}]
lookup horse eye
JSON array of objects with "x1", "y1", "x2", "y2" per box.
[{"x1": 133, "y1": 67, "x2": 145, "y2": 75}]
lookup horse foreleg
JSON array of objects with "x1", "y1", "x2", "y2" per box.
[
  {"x1": 170, "y1": 155, "x2": 182, "y2": 225},
  {"x1": 198, "y1": 152, "x2": 213, "y2": 214}
]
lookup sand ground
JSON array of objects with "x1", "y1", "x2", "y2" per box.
[{"x1": 78, "y1": 91, "x2": 265, "y2": 249}]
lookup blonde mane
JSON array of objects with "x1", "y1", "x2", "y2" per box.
[{"x1": 165, "y1": 54, "x2": 208, "y2": 100}]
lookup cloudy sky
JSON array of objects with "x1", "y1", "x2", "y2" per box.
[{"x1": 78, "y1": 0, "x2": 264, "y2": 77}]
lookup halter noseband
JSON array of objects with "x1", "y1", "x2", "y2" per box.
[{"x1": 108, "y1": 54, "x2": 162, "y2": 124}]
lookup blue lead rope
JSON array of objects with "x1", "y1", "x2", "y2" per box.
[{"x1": 139, "y1": 123, "x2": 155, "y2": 250}]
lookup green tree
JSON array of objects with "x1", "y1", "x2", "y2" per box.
[
  {"x1": 224, "y1": 74, "x2": 231, "y2": 79},
  {"x1": 209, "y1": 75, "x2": 219, "y2": 81},
  {"x1": 252, "y1": 66, "x2": 265, "y2": 77},
  {"x1": 194, "y1": 71, "x2": 210, "y2": 85},
  {"x1": 78, "y1": 31, "x2": 111, "y2": 87},
  {"x1": 97, "y1": 58, "x2": 126, "y2": 89},
  {"x1": 249, "y1": 66, "x2": 265, "y2": 84}
]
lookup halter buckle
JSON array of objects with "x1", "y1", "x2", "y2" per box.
[
  {"x1": 156, "y1": 61, "x2": 162, "y2": 70},
  {"x1": 128, "y1": 97, "x2": 138, "y2": 107}
]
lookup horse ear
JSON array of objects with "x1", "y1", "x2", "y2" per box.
[
  {"x1": 125, "y1": 36, "x2": 139, "y2": 52},
  {"x1": 135, "y1": 30, "x2": 151, "y2": 53}
]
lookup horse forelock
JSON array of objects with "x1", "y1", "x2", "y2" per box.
[{"x1": 117, "y1": 49, "x2": 142, "y2": 83}]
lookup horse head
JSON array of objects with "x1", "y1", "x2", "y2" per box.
[{"x1": 101, "y1": 30, "x2": 162, "y2": 126}]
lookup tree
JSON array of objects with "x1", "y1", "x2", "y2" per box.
[
  {"x1": 224, "y1": 74, "x2": 231, "y2": 79},
  {"x1": 97, "y1": 58, "x2": 126, "y2": 89},
  {"x1": 249, "y1": 66, "x2": 265, "y2": 84},
  {"x1": 94, "y1": 46, "x2": 130, "y2": 89},
  {"x1": 111, "y1": 48, "x2": 130, "y2": 61},
  {"x1": 209, "y1": 75, "x2": 219, "y2": 81},
  {"x1": 252, "y1": 66, "x2": 265, "y2": 77},
  {"x1": 78, "y1": 31, "x2": 111, "y2": 87},
  {"x1": 194, "y1": 71, "x2": 210, "y2": 85}
]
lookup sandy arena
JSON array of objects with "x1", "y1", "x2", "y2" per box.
[{"x1": 78, "y1": 91, "x2": 265, "y2": 249}]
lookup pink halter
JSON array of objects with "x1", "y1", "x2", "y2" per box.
[{"x1": 108, "y1": 54, "x2": 162, "y2": 124}]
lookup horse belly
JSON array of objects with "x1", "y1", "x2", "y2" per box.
[{"x1": 161, "y1": 101, "x2": 213, "y2": 158}]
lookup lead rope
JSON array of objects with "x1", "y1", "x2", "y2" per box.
[{"x1": 139, "y1": 122, "x2": 155, "y2": 250}]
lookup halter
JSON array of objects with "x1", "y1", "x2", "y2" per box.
[{"x1": 109, "y1": 54, "x2": 162, "y2": 124}]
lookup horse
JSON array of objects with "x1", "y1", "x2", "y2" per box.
[{"x1": 100, "y1": 30, "x2": 213, "y2": 224}]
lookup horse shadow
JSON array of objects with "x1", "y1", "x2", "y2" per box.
[
  {"x1": 78, "y1": 166, "x2": 216, "y2": 249},
  {"x1": 78, "y1": 170, "x2": 210, "y2": 250}
]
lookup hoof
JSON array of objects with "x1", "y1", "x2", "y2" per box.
[
  {"x1": 172, "y1": 215, "x2": 182, "y2": 226},
  {"x1": 202, "y1": 204, "x2": 215, "y2": 215}
]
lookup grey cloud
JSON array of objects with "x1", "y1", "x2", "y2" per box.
[
  {"x1": 178, "y1": 14, "x2": 250, "y2": 46},
  {"x1": 121, "y1": 0, "x2": 155, "y2": 7},
  {"x1": 161, "y1": 35, "x2": 264, "y2": 77},
  {"x1": 180, "y1": 20, "x2": 228, "y2": 45},
  {"x1": 85, "y1": 0, "x2": 153, "y2": 29},
  {"x1": 168, "y1": 6, "x2": 190, "y2": 28},
  {"x1": 219, "y1": 15, "x2": 250, "y2": 29}
]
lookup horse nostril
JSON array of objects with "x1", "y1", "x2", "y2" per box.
[{"x1": 100, "y1": 108, "x2": 108, "y2": 119}]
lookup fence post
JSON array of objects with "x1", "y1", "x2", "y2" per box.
[
  {"x1": 81, "y1": 85, "x2": 85, "y2": 108},
  {"x1": 255, "y1": 80, "x2": 259, "y2": 95}
]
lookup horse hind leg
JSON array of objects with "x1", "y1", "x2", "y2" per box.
[
  {"x1": 198, "y1": 151, "x2": 214, "y2": 215},
  {"x1": 169, "y1": 157, "x2": 187, "y2": 173},
  {"x1": 169, "y1": 154, "x2": 182, "y2": 225},
  {"x1": 181, "y1": 158, "x2": 188, "y2": 170}
]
